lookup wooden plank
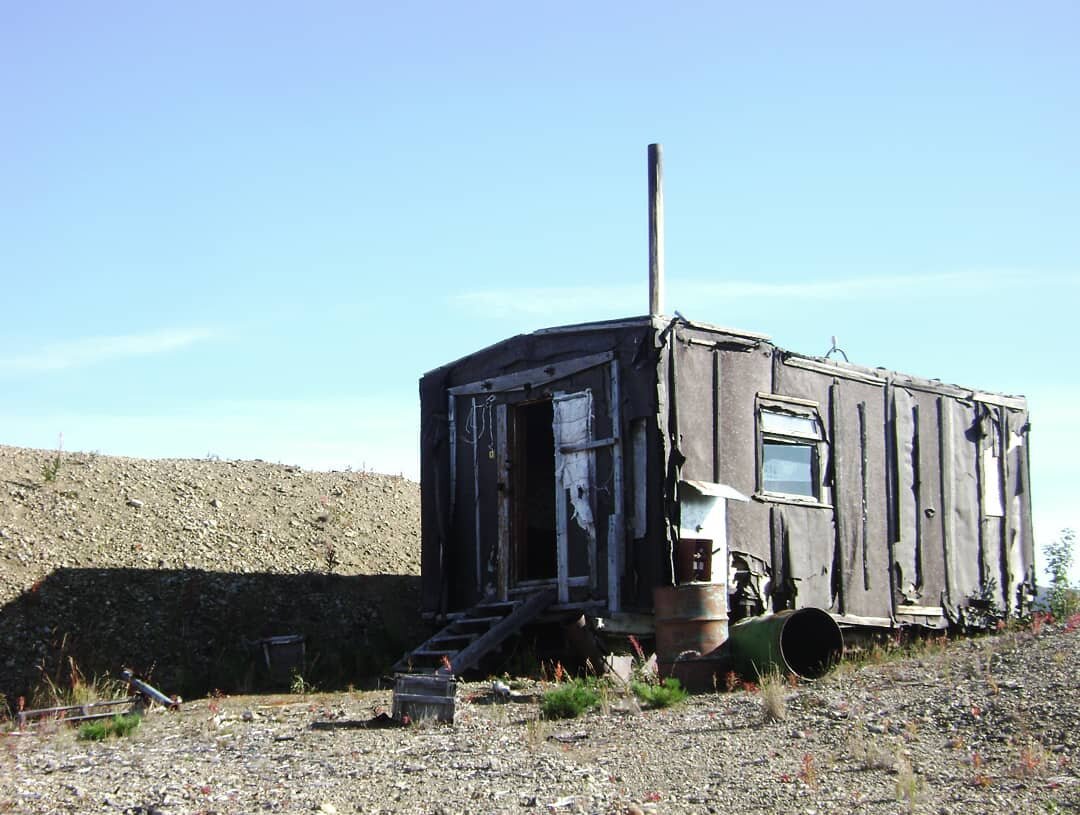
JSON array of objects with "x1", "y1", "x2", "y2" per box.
[
  {"x1": 471, "y1": 397, "x2": 482, "y2": 594},
  {"x1": 448, "y1": 395, "x2": 457, "y2": 520},
  {"x1": 559, "y1": 437, "x2": 615, "y2": 454},
  {"x1": 783, "y1": 356, "x2": 886, "y2": 386},
  {"x1": 586, "y1": 434, "x2": 598, "y2": 593},
  {"x1": 451, "y1": 589, "x2": 557, "y2": 674},
  {"x1": 829, "y1": 383, "x2": 848, "y2": 614},
  {"x1": 448, "y1": 351, "x2": 615, "y2": 397},
  {"x1": 712, "y1": 350, "x2": 721, "y2": 483},
  {"x1": 496, "y1": 404, "x2": 509, "y2": 601},
  {"x1": 554, "y1": 424, "x2": 570, "y2": 605},
  {"x1": 858, "y1": 401, "x2": 870, "y2": 592},
  {"x1": 1002, "y1": 409, "x2": 1016, "y2": 615},
  {"x1": 940, "y1": 397, "x2": 957, "y2": 613},
  {"x1": 608, "y1": 359, "x2": 624, "y2": 613},
  {"x1": 894, "y1": 604, "x2": 944, "y2": 616},
  {"x1": 971, "y1": 391, "x2": 1026, "y2": 411},
  {"x1": 884, "y1": 383, "x2": 898, "y2": 611},
  {"x1": 631, "y1": 419, "x2": 647, "y2": 539}
]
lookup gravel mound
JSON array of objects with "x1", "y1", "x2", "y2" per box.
[{"x1": 0, "y1": 444, "x2": 425, "y2": 700}]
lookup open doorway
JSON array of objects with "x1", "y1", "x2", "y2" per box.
[{"x1": 511, "y1": 400, "x2": 557, "y2": 583}]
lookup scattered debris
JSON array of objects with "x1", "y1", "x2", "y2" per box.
[
  {"x1": 15, "y1": 669, "x2": 179, "y2": 729},
  {"x1": 310, "y1": 712, "x2": 405, "y2": 731}
]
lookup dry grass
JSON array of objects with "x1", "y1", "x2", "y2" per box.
[
  {"x1": 894, "y1": 751, "x2": 920, "y2": 813},
  {"x1": 848, "y1": 728, "x2": 896, "y2": 771},
  {"x1": 524, "y1": 716, "x2": 547, "y2": 751},
  {"x1": 758, "y1": 670, "x2": 787, "y2": 723},
  {"x1": 31, "y1": 656, "x2": 129, "y2": 710}
]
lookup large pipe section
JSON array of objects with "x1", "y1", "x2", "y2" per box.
[{"x1": 726, "y1": 608, "x2": 844, "y2": 680}]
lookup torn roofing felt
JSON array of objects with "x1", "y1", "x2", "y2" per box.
[{"x1": 417, "y1": 315, "x2": 1035, "y2": 629}]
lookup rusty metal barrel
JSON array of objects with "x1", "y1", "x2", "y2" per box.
[
  {"x1": 653, "y1": 584, "x2": 729, "y2": 668},
  {"x1": 727, "y1": 608, "x2": 843, "y2": 680}
]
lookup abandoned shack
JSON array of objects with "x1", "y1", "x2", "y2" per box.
[
  {"x1": 403, "y1": 312, "x2": 1035, "y2": 677},
  {"x1": 396, "y1": 147, "x2": 1035, "y2": 680}
]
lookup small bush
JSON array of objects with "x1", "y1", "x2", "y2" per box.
[
  {"x1": 78, "y1": 714, "x2": 141, "y2": 741},
  {"x1": 541, "y1": 679, "x2": 600, "y2": 719},
  {"x1": 290, "y1": 671, "x2": 315, "y2": 695},
  {"x1": 631, "y1": 678, "x2": 688, "y2": 709},
  {"x1": 40, "y1": 434, "x2": 64, "y2": 483},
  {"x1": 1043, "y1": 529, "x2": 1080, "y2": 620}
]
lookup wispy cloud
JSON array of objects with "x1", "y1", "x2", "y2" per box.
[
  {"x1": 0, "y1": 328, "x2": 216, "y2": 373},
  {"x1": 453, "y1": 285, "x2": 639, "y2": 318},
  {"x1": 451, "y1": 269, "x2": 1073, "y2": 318}
]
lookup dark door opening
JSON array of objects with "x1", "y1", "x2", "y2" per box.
[{"x1": 512, "y1": 400, "x2": 557, "y2": 583}]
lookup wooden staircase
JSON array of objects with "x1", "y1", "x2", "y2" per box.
[{"x1": 393, "y1": 589, "x2": 557, "y2": 675}]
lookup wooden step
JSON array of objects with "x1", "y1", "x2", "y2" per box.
[
  {"x1": 450, "y1": 616, "x2": 505, "y2": 629},
  {"x1": 392, "y1": 589, "x2": 556, "y2": 675},
  {"x1": 429, "y1": 633, "x2": 476, "y2": 646}
]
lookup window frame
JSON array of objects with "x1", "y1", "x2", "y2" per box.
[{"x1": 755, "y1": 394, "x2": 830, "y2": 507}]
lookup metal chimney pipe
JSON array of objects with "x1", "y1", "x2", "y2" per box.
[{"x1": 648, "y1": 143, "x2": 665, "y2": 316}]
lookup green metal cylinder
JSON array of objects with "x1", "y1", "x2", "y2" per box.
[{"x1": 727, "y1": 608, "x2": 843, "y2": 680}]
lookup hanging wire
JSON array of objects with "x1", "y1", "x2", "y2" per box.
[
  {"x1": 462, "y1": 394, "x2": 496, "y2": 447},
  {"x1": 824, "y1": 335, "x2": 849, "y2": 362}
]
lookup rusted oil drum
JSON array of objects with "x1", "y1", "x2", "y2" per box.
[
  {"x1": 727, "y1": 608, "x2": 843, "y2": 680},
  {"x1": 653, "y1": 583, "x2": 729, "y2": 667}
]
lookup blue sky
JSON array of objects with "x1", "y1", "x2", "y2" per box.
[{"x1": 2, "y1": 2, "x2": 1078, "y2": 568}]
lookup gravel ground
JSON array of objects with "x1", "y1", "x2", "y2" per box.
[{"x1": 3, "y1": 623, "x2": 1078, "y2": 814}]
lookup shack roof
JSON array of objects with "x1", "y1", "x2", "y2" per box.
[{"x1": 422, "y1": 314, "x2": 1026, "y2": 408}]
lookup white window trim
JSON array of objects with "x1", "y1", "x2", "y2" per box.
[{"x1": 755, "y1": 395, "x2": 829, "y2": 506}]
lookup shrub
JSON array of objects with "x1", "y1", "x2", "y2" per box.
[
  {"x1": 1043, "y1": 529, "x2": 1080, "y2": 620},
  {"x1": 540, "y1": 679, "x2": 600, "y2": 719},
  {"x1": 631, "y1": 677, "x2": 688, "y2": 709},
  {"x1": 78, "y1": 714, "x2": 141, "y2": 741},
  {"x1": 40, "y1": 434, "x2": 64, "y2": 483}
]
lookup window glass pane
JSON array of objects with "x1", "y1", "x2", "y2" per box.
[
  {"x1": 761, "y1": 410, "x2": 819, "y2": 438},
  {"x1": 763, "y1": 442, "x2": 815, "y2": 496}
]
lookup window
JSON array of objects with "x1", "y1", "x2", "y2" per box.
[{"x1": 757, "y1": 396, "x2": 826, "y2": 502}]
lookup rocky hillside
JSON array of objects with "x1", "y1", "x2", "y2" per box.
[{"x1": 0, "y1": 444, "x2": 427, "y2": 701}]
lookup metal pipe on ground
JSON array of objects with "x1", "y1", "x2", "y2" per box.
[{"x1": 727, "y1": 608, "x2": 843, "y2": 680}]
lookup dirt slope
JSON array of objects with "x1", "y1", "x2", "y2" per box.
[{"x1": 0, "y1": 444, "x2": 426, "y2": 701}]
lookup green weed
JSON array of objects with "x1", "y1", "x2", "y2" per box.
[
  {"x1": 541, "y1": 678, "x2": 600, "y2": 719},
  {"x1": 290, "y1": 671, "x2": 315, "y2": 695},
  {"x1": 40, "y1": 435, "x2": 64, "y2": 484},
  {"x1": 77, "y1": 714, "x2": 141, "y2": 741},
  {"x1": 630, "y1": 677, "x2": 688, "y2": 709}
]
